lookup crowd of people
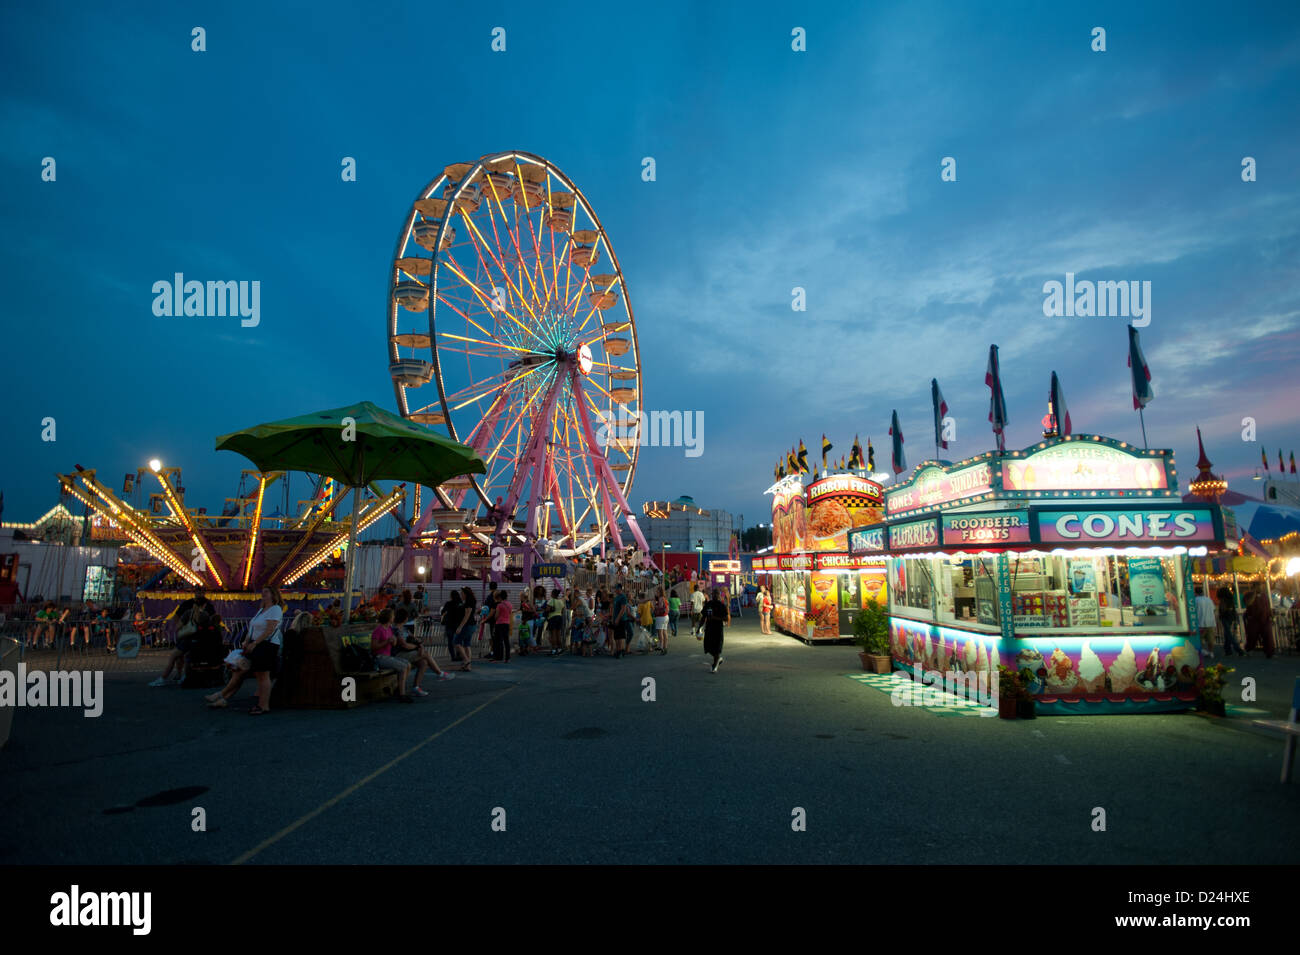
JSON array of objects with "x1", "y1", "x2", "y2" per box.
[
  {"x1": 432, "y1": 578, "x2": 733, "y2": 670},
  {"x1": 1195, "y1": 582, "x2": 1288, "y2": 660}
]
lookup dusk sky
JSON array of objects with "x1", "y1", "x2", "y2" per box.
[{"x1": 2, "y1": 1, "x2": 1298, "y2": 534}]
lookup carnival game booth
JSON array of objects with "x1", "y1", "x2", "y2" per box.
[
  {"x1": 860, "y1": 435, "x2": 1225, "y2": 714},
  {"x1": 759, "y1": 474, "x2": 888, "y2": 642}
]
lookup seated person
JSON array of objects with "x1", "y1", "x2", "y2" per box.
[
  {"x1": 392, "y1": 616, "x2": 454, "y2": 696},
  {"x1": 369, "y1": 609, "x2": 413, "y2": 703}
]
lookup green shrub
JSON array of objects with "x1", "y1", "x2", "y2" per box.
[{"x1": 852, "y1": 598, "x2": 890, "y2": 655}]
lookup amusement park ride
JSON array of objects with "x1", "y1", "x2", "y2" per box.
[
  {"x1": 48, "y1": 150, "x2": 648, "y2": 599},
  {"x1": 55, "y1": 463, "x2": 404, "y2": 594},
  {"x1": 386, "y1": 150, "x2": 650, "y2": 580}
]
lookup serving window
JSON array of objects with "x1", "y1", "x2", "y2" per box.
[{"x1": 1007, "y1": 552, "x2": 1186, "y2": 633}]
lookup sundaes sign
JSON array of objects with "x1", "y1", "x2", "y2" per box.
[{"x1": 886, "y1": 462, "x2": 993, "y2": 516}]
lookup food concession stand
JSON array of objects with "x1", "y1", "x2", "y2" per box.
[
  {"x1": 757, "y1": 473, "x2": 889, "y2": 642},
  {"x1": 853, "y1": 435, "x2": 1225, "y2": 713}
]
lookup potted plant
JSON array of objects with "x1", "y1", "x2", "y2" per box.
[
  {"x1": 1195, "y1": 662, "x2": 1233, "y2": 717},
  {"x1": 852, "y1": 598, "x2": 892, "y2": 673},
  {"x1": 1015, "y1": 669, "x2": 1037, "y2": 720},
  {"x1": 996, "y1": 664, "x2": 1020, "y2": 719}
]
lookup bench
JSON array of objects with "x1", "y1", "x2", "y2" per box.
[
  {"x1": 1249, "y1": 676, "x2": 1300, "y2": 783},
  {"x1": 270, "y1": 626, "x2": 399, "y2": 709}
]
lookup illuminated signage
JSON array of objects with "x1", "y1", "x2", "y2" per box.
[
  {"x1": 778, "y1": 554, "x2": 812, "y2": 571},
  {"x1": 709, "y1": 559, "x2": 741, "y2": 573},
  {"x1": 1036, "y1": 507, "x2": 1216, "y2": 545},
  {"x1": 532, "y1": 562, "x2": 568, "y2": 579},
  {"x1": 816, "y1": 553, "x2": 886, "y2": 570},
  {"x1": 888, "y1": 519, "x2": 940, "y2": 551},
  {"x1": 886, "y1": 462, "x2": 993, "y2": 516},
  {"x1": 806, "y1": 474, "x2": 883, "y2": 505},
  {"x1": 1003, "y1": 442, "x2": 1169, "y2": 492},
  {"x1": 848, "y1": 525, "x2": 886, "y2": 554},
  {"x1": 941, "y1": 510, "x2": 1031, "y2": 547}
]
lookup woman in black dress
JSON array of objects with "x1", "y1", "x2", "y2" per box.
[{"x1": 702, "y1": 588, "x2": 730, "y2": 673}]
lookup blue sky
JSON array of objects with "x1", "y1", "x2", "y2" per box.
[{"x1": 2, "y1": 0, "x2": 1298, "y2": 536}]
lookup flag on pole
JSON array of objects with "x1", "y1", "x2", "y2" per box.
[
  {"x1": 1049, "y1": 370, "x2": 1073, "y2": 437},
  {"x1": 867, "y1": 438, "x2": 876, "y2": 473},
  {"x1": 1127, "y1": 325, "x2": 1155, "y2": 409},
  {"x1": 1280, "y1": 449, "x2": 1285, "y2": 473},
  {"x1": 931, "y1": 378, "x2": 949, "y2": 451},
  {"x1": 787, "y1": 447, "x2": 798, "y2": 473},
  {"x1": 797, "y1": 440, "x2": 810, "y2": 474},
  {"x1": 848, "y1": 435, "x2": 863, "y2": 470},
  {"x1": 822, "y1": 434, "x2": 833, "y2": 471},
  {"x1": 889, "y1": 411, "x2": 906, "y2": 474},
  {"x1": 123, "y1": 473, "x2": 134, "y2": 494},
  {"x1": 1290, "y1": 451, "x2": 1296, "y2": 475},
  {"x1": 985, "y1": 345, "x2": 1008, "y2": 452},
  {"x1": 1262, "y1": 447, "x2": 1269, "y2": 471},
  {"x1": 838, "y1": 455, "x2": 846, "y2": 470}
]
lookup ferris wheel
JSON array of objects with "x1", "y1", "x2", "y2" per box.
[{"x1": 386, "y1": 150, "x2": 648, "y2": 558}]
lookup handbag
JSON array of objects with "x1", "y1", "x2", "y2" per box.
[{"x1": 340, "y1": 635, "x2": 376, "y2": 672}]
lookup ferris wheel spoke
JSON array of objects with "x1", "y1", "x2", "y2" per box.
[
  {"x1": 456, "y1": 210, "x2": 541, "y2": 336},
  {"x1": 483, "y1": 176, "x2": 542, "y2": 309}
]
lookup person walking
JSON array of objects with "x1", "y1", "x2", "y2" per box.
[
  {"x1": 611, "y1": 583, "x2": 632, "y2": 658},
  {"x1": 691, "y1": 585, "x2": 706, "y2": 638},
  {"x1": 653, "y1": 587, "x2": 670, "y2": 655},
  {"x1": 490, "y1": 589, "x2": 513, "y2": 662},
  {"x1": 702, "y1": 587, "x2": 730, "y2": 673},
  {"x1": 1194, "y1": 585, "x2": 1218, "y2": 659},
  {"x1": 758, "y1": 585, "x2": 773, "y2": 634},
  {"x1": 1245, "y1": 585, "x2": 1276, "y2": 659},
  {"x1": 440, "y1": 589, "x2": 463, "y2": 660},
  {"x1": 455, "y1": 586, "x2": 477, "y2": 672},
  {"x1": 1216, "y1": 586, "x2": 1243, "y2": 657},
  {"x1": 667, "y1": 589, "x2": 681, "y2": 639}
]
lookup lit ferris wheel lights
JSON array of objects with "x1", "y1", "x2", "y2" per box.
[{"x1": 385, "y1": 152, "x2": 647, "y2": 557}]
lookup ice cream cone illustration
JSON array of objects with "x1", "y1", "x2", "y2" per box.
[
  {"x1": 1077, "y1": 640, "x2": 1105, "y2": 694},
  {"x1": 1108, "y1": 640, "x2": 1138, "y2": 694}
]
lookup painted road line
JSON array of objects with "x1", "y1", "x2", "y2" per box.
[{"x1": 230, "y1": 686, "x2": 516, "y2": 865}]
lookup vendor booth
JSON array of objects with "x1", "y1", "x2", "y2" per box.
[
  {"x1": 858, "y1": 435, "x2": 1226, "y2": 713},
  {"x1": 758, "y1": 474, "x2": 888, "y2": 642}
]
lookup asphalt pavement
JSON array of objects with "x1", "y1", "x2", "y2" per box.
[{"x1": 2, "y1": 619, "x2": 1297, "y2": 865}]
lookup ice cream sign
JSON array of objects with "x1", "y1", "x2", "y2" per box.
[
  {"x1": 848, "y1": 525, "x2": 886, "y2": 554},
  {"x1": 1003, "y1": 441, "x2": 1170, "y2": 492},
  {"x1": 888, "y1": 518, "x2": 940, "y2": 551},
  {"x1": 941, "y1": 510, "x2": 1031, "y2": 546},
  {"x1": 1036, "y1": 507, "x2": 1216, "y2": 545},
  {"x1": 886, "y1": 462, "x2": 993, "y2": 516}
]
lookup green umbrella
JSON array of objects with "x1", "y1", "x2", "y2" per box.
[{"x1": 216, "y1": 401, "x2": 485, "y2": 621}]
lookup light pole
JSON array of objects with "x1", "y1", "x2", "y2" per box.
[
  {"x1": 696, "y1": 538, "x2": 704, "y2": 579},
  {"x1": 661, "y1": 542, "x2": 671, "y2": 589}
]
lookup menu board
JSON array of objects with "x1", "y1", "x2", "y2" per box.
[
  {"x1": 1069, "y1": 597, "x2": 1100, "y2": 626},
  {"x1": 1127, "y1": 557, "x2": 1167, "y2": 609}
]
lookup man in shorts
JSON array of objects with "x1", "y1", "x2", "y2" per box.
[{"x1": 691, "y1": 586, "x2": 706, "y2": 638}]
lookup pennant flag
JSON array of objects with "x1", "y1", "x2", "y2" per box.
[
  {"x1": 774, "y1": 461, "x2": 780, "y2": 480},
  {"x1": 985, "y1": 345, "x2": 1008, "y2": 452},
  {"x1": 123, "y1": 473, "x2": 134, "y2": 494},
  {"x1": 797, "y1": 439, "x2": 809, "y2": 474},
  {"x1": 867, "y1": 438, "x2": 876, "y2": 473},
  {"x1": 848, "y1": 435, "x2": 863, "y2": 470},
  {"x1": 1280, "y1": 449, "x2": 1286, "y2": 473},
  {"x1": 838, "y1": 455, "x2": 846, "y2": 470},
  {"x1": 1127, "y1": 325, "x2": 1155, "y2": 410},
  {"x1": 1262, "y1": 447, "x2": 1269, "y2": 471},
  {"x1": 889, "y1": 411, "x2": 906, "y2": 474},
  {"x1": 822, "y1": 434, "x2": 833, "y2": 471},
  {"x1": 787, "y1": 447, "x2": 797, "y2": 473},
  {"x1": 1290, "y1": 451, "x2": 1296, "y2": 475},
  {"x1": 931, "y1": 378, "x2": 949, "y2": 451},
  {"x1": 1049, "y1": 371, "x2": 1073, "y2": 437}
]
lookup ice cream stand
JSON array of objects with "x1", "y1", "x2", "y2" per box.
[{"x1": 858, "y1": 435, "x2": 1226, "y2": 713}]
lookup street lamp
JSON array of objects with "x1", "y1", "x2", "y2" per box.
[
  {"x1": 661, "y1": 541, "x2": 671, "y2": 588},
  {"x1": 148, "y1": 458, "x2": 162, "y2": 473},
  {"x1": 696, "y1": 538, "x2": 704, "y2": 578}
]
